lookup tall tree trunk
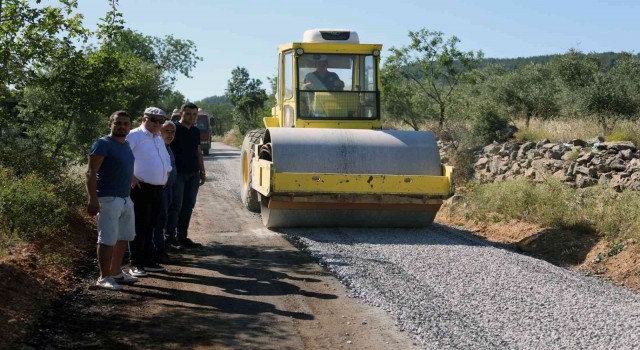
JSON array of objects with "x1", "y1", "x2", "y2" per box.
[{"x1": 439, "y1": 103, "x2": 446, "y2": 128}]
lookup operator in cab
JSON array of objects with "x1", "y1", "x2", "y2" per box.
[{"x1": 302, "y1": 55, "x2": 345, "y2": 91}]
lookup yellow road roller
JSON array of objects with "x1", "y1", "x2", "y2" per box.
[{"x1": 241, "y1": 29, "x2": 454, "y2": 228}]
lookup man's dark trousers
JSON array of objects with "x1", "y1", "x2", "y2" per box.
[{"x1": 130, "y1": 182, "x2": 164, "y2": 267}]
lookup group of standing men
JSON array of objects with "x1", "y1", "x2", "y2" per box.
[{"x1": 86, "y1": 103, "x2": 207, "y2": 290}]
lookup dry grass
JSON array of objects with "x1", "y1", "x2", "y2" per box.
[
  {"x1": 514, "y1": 118, "x2": 640, "y2": 145},
  {"x1": 456, "y1": 180, "x2": 640, "y2": 243},
  {"x1": 222, "y1": 128, "x2": 243, "y2": 147}
]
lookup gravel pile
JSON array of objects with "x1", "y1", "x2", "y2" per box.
[{"x1": 283, "y1": 226, "x2": 640, "y2": 349}]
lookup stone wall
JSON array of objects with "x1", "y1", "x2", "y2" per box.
[{"x1": 445, "y1": 138, "x2": 640, "y2": 191}]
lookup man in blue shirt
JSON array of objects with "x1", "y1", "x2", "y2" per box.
[
  {"x1": 86, "y1": 110, "x2": 137, "y2": 291},
  {"x1": 166, "y1": 102, "x2": 206, "y2": 249}
]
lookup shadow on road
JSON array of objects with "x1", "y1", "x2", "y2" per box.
[
  {"x1": 207, "y1": 149, "x2": 239, "y2": 159},
  {"x1": 23, "y1": 242, "x2": 330, "y2": 349}
]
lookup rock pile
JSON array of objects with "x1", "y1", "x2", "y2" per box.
[{"x1": 455, "y1": 138, "x2": 640, "y2": 191}]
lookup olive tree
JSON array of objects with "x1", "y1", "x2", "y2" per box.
[
  {"x1": 494, "y1": 63, "x2": 559, "y2": 127},
  {"x1": 582, "y1": 71, "x2": 637, "y2": 134},
  {"x1": 382, "y1": 29, "x2": 483, "y2": 129}
]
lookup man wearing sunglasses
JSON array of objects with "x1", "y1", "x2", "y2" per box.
[{"x1": 125, "y1": 107, "x2": 173, "y2": 277}]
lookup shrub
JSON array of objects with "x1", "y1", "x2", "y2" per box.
[
  {"x1": 0, "y1": 142, "x2": 85, "y2": 208},
  {"x1": 513, "y1": 128, "x2": 554, "y2": 142},
  {"x1": 0, "y1": 168, "x2": 66, "y2": 243},
  {"x1": 450, "y1": 145, "x2": 480, "y2": 185},
  {"x1": 469, "y1": 110, "x2": 510, "y2": 146},
  {"x1": 54, "y1": 164, "x2": 86, "y2": 208},
  {"x1": 223, "y1": 128, "x2": 243, "y2": 147},
  {"x1": 0, "y1": 141, "x2": 62, "y2": 178},
  {"x1": 605, "y1": 130, "x2": 635, "y2": 142}
]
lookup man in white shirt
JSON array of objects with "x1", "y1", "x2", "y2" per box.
[{"x1": 125, "y1": 107, "x2": 172, "y2": 276}]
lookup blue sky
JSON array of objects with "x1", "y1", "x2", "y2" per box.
[{"x1": 72, "y1": 0, "x2": 640, "y2": 101}]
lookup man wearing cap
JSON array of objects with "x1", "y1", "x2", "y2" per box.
[
  {"x1": 303, "y1": 55, "x2": 345, "y2": 91},
  {"x1": 125, "y1": 107, "x2": 172, "y2": 276}
]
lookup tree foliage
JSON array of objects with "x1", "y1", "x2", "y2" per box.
[
  {"x1": 0, "y1": 0, "x2": 88, "y2": 89},
  {"x1": 380, "y1": 71, "x2": 436, "y2": 130},
  {"x1": 196, "y1": 95, "x2": 234, "y2": 136},
  {"x1": 113, "y1": 28, "x2": 202, "y2": 86},
  {"x1": 225, "y1": 67, "x2": 267, "y2": 134},
  {"x1": 549, "y1": 49, "x2": 599, "y2": 90},
  {"x1": 382, "y1": 28, "x2": 484, "y2": 128},
  {"x1": 1, "y1": 0, "x2": 201, "y2": 164},
  {"x1": 494, "y1": 63, "x2": 559, "y2": 127}
]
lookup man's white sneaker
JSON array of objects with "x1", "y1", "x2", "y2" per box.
[
  {"x1": 96, "y1": 276, "x2": 122, "y2": 291},
  {"x1": 113, "y1": 270, "x2": 139, "y2": 283}
]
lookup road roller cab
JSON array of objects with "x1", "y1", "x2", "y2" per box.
[
  {"x1": 263, "y1": 29, "x2": 382, "y2": 130},
  {"x1": 241, "y1": 29, "x2": 454, "y2": 228}
]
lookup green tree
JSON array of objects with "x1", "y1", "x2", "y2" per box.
[
  {"x1": 608, "y1": 52, "x2": 640, "y2": 110},
  {"x1": 382, "y1": 28, "x2": 483, "y2": 128},
  {"x1": 494, "y1": 63, "x2": 559, "y2": 127},
  {"x1": 549, "y1": 49, "x2": 599, "y2": 90},
  {"x1": 259, "y1": 74, "x2": 277, "y2": 119},
  {"x1": 12, "y1": 0, "x2": 198, "y2": 160},
  {"x1": 112, "y1": 28, "x2": 202, "y2": 87},
  {"x1": 225, "y1": 67, "x2": 267, "y2": 134},
  {"x1": 581, "y1": 71, "x2": 637, "y2": 134},
  {"x1": 196, "y1": 96, "x2": 234, "y2": 136},
  {"x1": 549, "y1": 49, "x2": 601, "y2": 118},
  {"x1": 159, "y1": 90, "x2": 186, "y2": 114},
  {"x1": 0, "y1": 0, "x2": 88, "y2": 90},
  {"x1": 380, "y1": 70, "x2": 436, "y2": 130}
]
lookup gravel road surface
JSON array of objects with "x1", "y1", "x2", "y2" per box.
[{"x1": 217, "y1": 141, "x2": 640, "y2": 349}]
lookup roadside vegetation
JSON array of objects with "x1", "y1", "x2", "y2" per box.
[
  {"x1": 0, "y1": 1, "x2": 203, "y2": 346},
  {"x1": 0, "y1": 0, "x2": 200, "y2": 257},
  {"x1": 456, "y1": 180, "x2": 640, "y2": 243}
]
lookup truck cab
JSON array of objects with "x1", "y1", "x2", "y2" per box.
[{"x1": 196, "y1": 109, "x2": 212, "y2": 155}]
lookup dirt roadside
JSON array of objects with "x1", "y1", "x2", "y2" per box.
[
  {"x1": 9, "y1": 148, "x2": 421, "y2": 350},
  {"x1": 436, "y1": 207, "x2": 640, "y2": 292}
]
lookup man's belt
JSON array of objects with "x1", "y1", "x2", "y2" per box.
[{"x1": 139, "y1": 181, "x2": 164, "y2": 189}]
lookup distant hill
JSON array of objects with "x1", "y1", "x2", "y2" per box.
[
  {"x1": 479, "y1": 52, "x2": 640, "y2": 71},
  {"x1": 197, "y1": 95, "x2": 230, "y2": 105}
]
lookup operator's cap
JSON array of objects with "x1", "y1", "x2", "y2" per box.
[
  {"x1": 310, "y1": 54, "x2": 328, "y2": 61},
  {"x1": 143, "y1": 106, "x2": 166, "y2": 117}
]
